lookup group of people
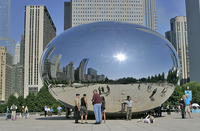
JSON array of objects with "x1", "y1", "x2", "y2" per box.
[
  {"x1": 44, "y1": 106, "x2": 53, "y2": 117},
  {"x1": 44, "y1": 105, "x2": 62, "y2": 117},
  {"x1": 5, "y1": 103, "x2": 28, "y2": 120},
  {"x1": 179, "y1": 94, "x2": 193, "y2": 119},
  {"x1": 98, "y1": 85, "x2": 110, "y2": 95},
  {"x1": 74, "y1": 89, "x2": 106, "y2": 124}
]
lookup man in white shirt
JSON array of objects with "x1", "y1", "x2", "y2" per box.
[{"x1": 118, "y1": 96, "x2": 138, "y2": 120}]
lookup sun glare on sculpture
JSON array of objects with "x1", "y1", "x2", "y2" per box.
[{"x1": 116, "y1": 53, "x2": 126, "y2": 62}]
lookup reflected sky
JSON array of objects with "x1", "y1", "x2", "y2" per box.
[{"x1": 41, "y1": 21, "x2": 179, "y2": 80}]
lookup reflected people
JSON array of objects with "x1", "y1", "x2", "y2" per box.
[{"x1": 40, "y1": 21, "x2": 179, "y2": 116}]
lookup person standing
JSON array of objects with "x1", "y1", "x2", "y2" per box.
[
  {"x1": 98, "y1": 86, "x2": 101, "y2": 95},
  {"x1": 167, "y1": 103, "x2": 171, "y2": 115},
  {"x1": 5, "y1": 106, "x2": 9, "y2": 120},
  {"x1": 138, "y1": 84, "x2": 141, "y2": 90},
  {"x1": 101, "y1": 96, "x2": 106, "y2": 123},
  {"x1": 149, "y1": 88, "x2": 157, "y2": 99},
  {"x1": 92, "y1": 89, "x2": 101, "y2": 124},
  {"x1": 50, "y1": 107, "x2": 53, "y2": 116},
  {"x1": 80, "y1": 94, "x2": 88, "y2": 124},
  {"x1": 74, "y1": 94, "x2": 80, "y2": 123},
  {"x1": 57, "y1": 106, "x2": 62, "y2": 116},
  {"x1": 118, "y1": 96, "x2": 138, "y2": 121},
  {"x1": 185, "y1": 94, "x2": 193, "y2": 118},
  {"x1": 21, "y1": 106, "x2": 25, "y2": 119},
  {"x1": 179, "y1": 95, "x2": 186, "y2": 118},
  {"x1": 25, "y1": 106, "x2": 28, "y2": 119},
  {"x1": 44, "y1": 106, "x2": 47, "y2": 117},
  {"x1": 11, "y1": 103, "x2": 17, "y2": 120}
]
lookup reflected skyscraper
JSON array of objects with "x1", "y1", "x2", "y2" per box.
[
  {"x1": 24, "y1": 5, "x2": 56, "y2": 97},
  {"x1": 66, "y1": 61, "x2": 75, "y2": 81},
  {"x1": 64, "y1": 0, "x2": 157, "y2": 30},
  {"x1": 75, "y1": 59, "x2": 89, "y2": 81},
  {"x1": 0, "y1": 0, "x2": 15, "y2": 57},
  {"x1": 51, "y1": 54, "x2": 62, "y2": 79},
  {"x1": 43, "y1": 45, "x2": 56, "y2": 80},
  {"x1": 165, "y1": 16, "x2": 189, "y2": 85}
]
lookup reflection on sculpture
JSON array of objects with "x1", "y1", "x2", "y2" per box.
[{"x1": 40, "y1": 21, "x2": 179, "y2": 117}]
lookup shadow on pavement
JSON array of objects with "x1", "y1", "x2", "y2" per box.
[{"x1": 35, "y1": 116, "x2": 72, "y2": 120}]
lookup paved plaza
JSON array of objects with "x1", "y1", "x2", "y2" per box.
[{"x1": 0, "y1": 112, "x2": 199, "y2": 131}]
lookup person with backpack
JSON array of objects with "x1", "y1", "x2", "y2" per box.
[{"x1": 5, "y1": 106, "x2": 9, "y2": 120}]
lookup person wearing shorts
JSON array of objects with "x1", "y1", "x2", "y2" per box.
[
  {"x1": 101, "y1": 96, "x2": 106, "y2": 123},
  {"x1": 185, "y1": 94, "x2": 192, "y2": 118},
  {"x1": 80, "y1": 94, "x2": 88, "y2": 124}
]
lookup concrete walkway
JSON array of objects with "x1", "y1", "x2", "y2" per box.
[{"x1": 0, "y1": 112, "x2": 199, "y2": 131}]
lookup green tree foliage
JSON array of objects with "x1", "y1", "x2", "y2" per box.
[
  {"x1": 18, "y1": 95, "x2": 25, "y2": 112},
  {"x1": 6, "y1": 94, "x2": 20, "y2": 112},
  {"x1": 24, "y1": 93, "x2": 37, "y2": 112},
  {"x1": 163, "y1": 81, "x2": 200, "y2": 108},
  {"x1": 36, "y1": 85, "x2": 60, "y2": 112}
]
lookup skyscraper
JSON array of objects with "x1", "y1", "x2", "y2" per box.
[
  {"x1": 165, "y1": 16, "x2": 189, "y2": 85},
  {"x1": 14, "y1": 42, "x2": 20, "y2": 64},
  {"x1": 185, "y1": 0, "x2": 200, "y2": 83},
  {"x1": 24, "y1": 5, "x2": 56, "y2": 97},
  {"x1": 0, "y1": 0, "x2": 10, "y2": 38},
  {"x1": 0, "y1": 46, "x2": 13, "y2": 103},
  {"x1": 0, "y1": 0, "x2": 15, "y2": 57},
  {"x1": 64, "y1": 0, "x2": 157, "y2": 30},
  {"x1": 144, "y1": 0, "x2": 157, "y2": 30}
]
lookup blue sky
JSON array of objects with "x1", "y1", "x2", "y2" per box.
[{"x1": 9, "y1": 0, "x2": 186, "y2": 44}]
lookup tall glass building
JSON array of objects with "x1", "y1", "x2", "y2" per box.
[
  {"x1": 165, "y1": 16, "x2": 189, "y2": 86},
  {"x1": 0, "y1": 0, "x2": 15, "y2": 57},
  {"x1": 0, "y1": 0, "x2": 10, "y2": 38},
  {"x1": 64, "y1": 0, "x2": 157, "y2": 30},
  {"x1": 186, "y1": 0, "x2": 200, "y2": 83}
]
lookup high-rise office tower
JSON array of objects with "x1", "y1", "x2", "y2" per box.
[
  {"x1": 64, "y1": 0, "x2": 157, "y2": 30},
  {"x1": 185, "y1": 0, "x2": 200, "y2": 83},
  {"x1": 14, "y1": 42, "x2": 20, "y2": 64},
  {"x1": 0, "y1": 0, "x2": 10, "y2": 38},
  {"x1": 13, "y1": 63, "x2": 23, "y2": 96},
  {"x1": 144, "y1": 0, "x2": 157, "y2": 30},
  {"x1": 165, "y1": 16, "x2": 189, "y2": 85},
  {"x1": 0, "y1": 0, "x2": 15, "y2": 57},
  {"x1": 0, "y1": 46, "x2": 13, "y2": 103},
  {"x1": 24, "y1": 5, "x2": 56, "y2": 97}
]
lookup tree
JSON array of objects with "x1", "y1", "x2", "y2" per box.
[
  {"x1": 25, "y1": 93, "x2": 37, "y2": 112},
  {"x1": 6, "y1": 94, "x2": 20, "y2": 112},
  {"x1": 162, "y1": 72, "x2": 165, "y2": 81},
  {"x1": 36, "y1": 86, "x2": 60, "y2": 112},
  {"x1": 18, "y1": 95, "x2": 25, "y2": 112}
]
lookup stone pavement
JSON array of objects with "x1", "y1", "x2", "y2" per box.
[{"x1": 0, "y1": 112, "x2": 199, "y2": 131}]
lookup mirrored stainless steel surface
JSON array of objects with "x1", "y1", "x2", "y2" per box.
[{"x1": 40, "y1": 21, "x2": 179, "y2": 114}]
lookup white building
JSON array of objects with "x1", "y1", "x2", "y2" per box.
[
  {"x1": 14, "y1": 42, "x2": 20, "y2": 64},
  {"x1": 23, "y1": 5, "x2": 56, "y2": 97},
  {"x1": 165, "y1": 16, "x2": 189, "y2": 85},
  {"x1": 64, "y1": 0, "x2": 156, "y2": 30},
  {"x1": 186, "y1": 0, "x2": 200, "y2": 83}
]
